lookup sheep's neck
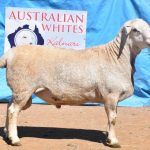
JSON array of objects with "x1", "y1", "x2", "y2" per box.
[
  {"x1": 103, "y1": 34, "x2": 140, "y2": 84},
  {"x1": 109, "y1": 33, "x2": 140, "y2": 69}
]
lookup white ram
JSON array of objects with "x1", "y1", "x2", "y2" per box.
[{"x1": 0, "y1": 19, "x2": 150, "y2": 147}]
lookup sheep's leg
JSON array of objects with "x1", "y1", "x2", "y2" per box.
[
  {"x1": 104, "y1": 94, "x2": 121, "y2": 148},
  {"x1": 22, "y1": 97, "x2": 32, "y2": 110},
  {"x1": 7, "y1": 102, "x2": 21, "y2": 145},
  {"x1": 4, "y1": 103, "x2": 10, "y2": 138},
  {"x1": 7, "y1": 91, "x2": 32, "y2": 146},
  {"x1": 4, "y1": 97, "x2": 32, "y2": 139}
]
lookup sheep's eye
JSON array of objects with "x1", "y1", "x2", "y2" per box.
[{"x1": 132, "y1": 28, "x2": 140, "y2": 33}]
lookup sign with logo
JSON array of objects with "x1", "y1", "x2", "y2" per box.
[{"x1": 4, "y1": 7, "x2": 87, "y2": 52}]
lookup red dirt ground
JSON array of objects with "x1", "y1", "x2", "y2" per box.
[{"x1": 0, "y1": 104, "x2": 150, "y2": 150}]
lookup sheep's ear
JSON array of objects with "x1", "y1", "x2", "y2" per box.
[{"x1": 118, "y1": 26, "x2": 132, "y2": 58}]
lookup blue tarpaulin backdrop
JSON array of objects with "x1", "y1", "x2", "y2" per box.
[{"x1": 0, "y1": 0, "x2": 150, "y2": 106}]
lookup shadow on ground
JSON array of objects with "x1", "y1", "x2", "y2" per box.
[{"x1": 0, "y1": 126, "x2": 108, "y2": 145}]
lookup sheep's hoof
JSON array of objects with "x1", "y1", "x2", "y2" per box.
[
  {"x1": 12, "y1": 141, "x2": 22, "y2": 146},
  {"x1": 106, "y1": 138, "x2": 121, "y2": 148},
  {"x1": 56, "y1": 105, "x2": 61, "y2": 109}
]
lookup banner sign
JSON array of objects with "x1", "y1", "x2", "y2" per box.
[{"x1": 4, "y1": 7, "x2": 87, "y2": 52}]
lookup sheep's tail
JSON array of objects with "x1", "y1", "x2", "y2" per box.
[{"x1": 0, "y1": 54, "x2": 7, "y2": 68}]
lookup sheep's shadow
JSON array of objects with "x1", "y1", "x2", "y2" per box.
[{"x1": 0, "y1": 126, "x2": 108, "y2": 145}]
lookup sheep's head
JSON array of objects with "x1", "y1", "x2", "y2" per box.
[{"x1": 122, "y1": 19, "x2": 150, "y2": 49}]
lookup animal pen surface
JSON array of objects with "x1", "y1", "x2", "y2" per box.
[{"x1": 0, "y1": 104, "x2": 149, "y2": 150}]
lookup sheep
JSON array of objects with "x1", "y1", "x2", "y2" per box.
[{"x1": 0, "y1": 19, "x2": 150, "y2": 148}]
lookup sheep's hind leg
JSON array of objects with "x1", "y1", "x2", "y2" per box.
[
  {"x1": 4, "y1": 97, "x2": 32, "y2": 140},
  {"x1": 104, "y1": 93, "x2": 121, "y2": 148},
  {"x1": 4, "y1": 103, "x2": 10, "y2": 140},
  {"x1": 6, "y1": 91, "x2": 32, "y2": 146}
]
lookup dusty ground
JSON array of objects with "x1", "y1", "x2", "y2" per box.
[{"x1": 0, "y1": 104, "x2": 150, "y2": 150}]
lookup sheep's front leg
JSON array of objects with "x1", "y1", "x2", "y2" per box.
[{"x1": 104, "y1": 94, "x2": 121, "y2": 148}]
